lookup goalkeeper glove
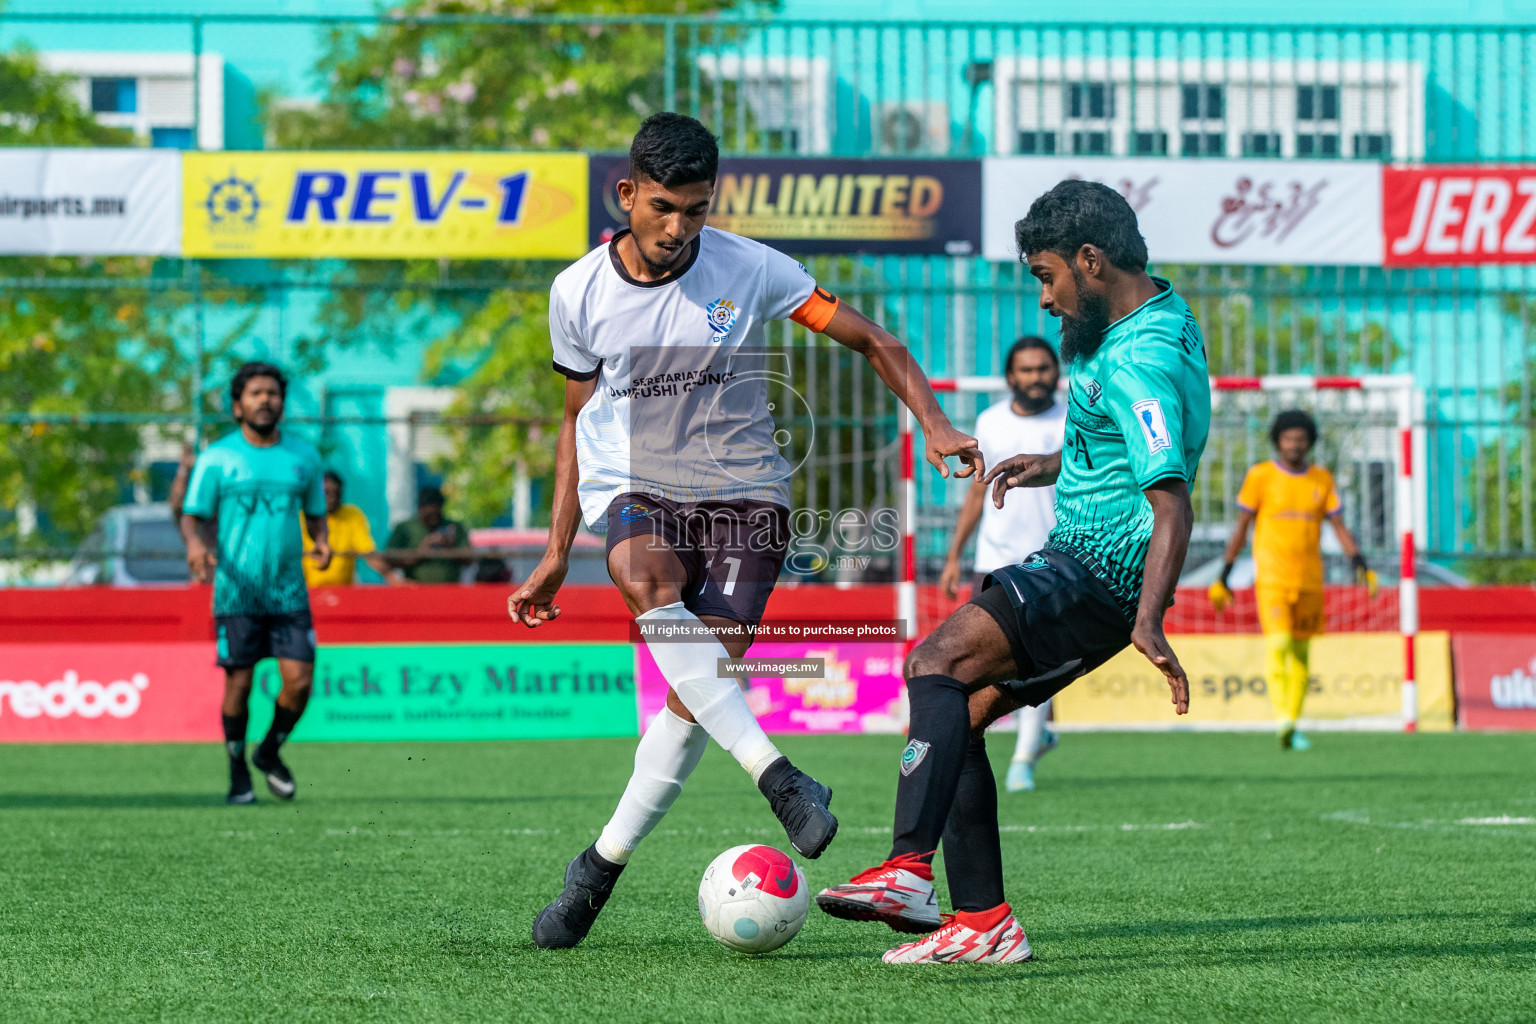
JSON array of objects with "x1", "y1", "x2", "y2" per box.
[
  {"x1": 1351, "y1": 554, "x2": 1379, "y2": 598},
  {"x1": 1208, "y1": 561, "x2": 1235, "y2": 613}
]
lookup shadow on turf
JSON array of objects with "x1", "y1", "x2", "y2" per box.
[{"x1": 0, "y1": 792, "x2": 578, "y2": 810}]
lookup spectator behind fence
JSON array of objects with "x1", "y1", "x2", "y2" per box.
[
  {"x1": 302, "y1": 471, "x2": 403, "y2": 587},
  {"x1": 386, "y1": 485, "x2": 472, "y2": 583}
]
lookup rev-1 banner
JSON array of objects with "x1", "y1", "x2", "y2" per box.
[{"x1": 982, "y1": 156, "x2": 1384, "y2": 265}]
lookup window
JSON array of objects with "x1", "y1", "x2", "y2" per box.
[
  {"x1": 1067, "y1": 82, "x2": 1113, "y2": 119},
  {"x1": 1071, "y1": 130, "x2": 1109, "y2": 155},
  {"x1": 1242, "y1": 132, "x2": 1283, "y2": 157},
  {"x1": 1296, "y1": 133, "x2": 1340, "y2": 157},
  {"x1": 150, "y1": 126, "x2": 194, "y2": 149},
  {"x1": 1181, "y1": 131, "x2": 1224, "y2": 157},
  {"x1": 1353, "y1": 133, "x2": 1391, "y2": 158},
  {"x1": 1296, "y1": 84, "x2": 1340, "y2": 122},
  {"x1": 1181, "y1": 84, "x2": 1224, "y2": 120},
  {"x1": 1131, "y1": 131, "x2": 1168, "y2": 155},
  {"x1": 1016, "y1": 130, "x2": 1057, "y2": 154},
  {"x1": 89, "y1": 77, "x2": 137, "y2": 114}
]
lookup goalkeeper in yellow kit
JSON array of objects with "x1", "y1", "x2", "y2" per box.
[{"x1": 1209, "y1": 410, "x2": 1378, "y2": 750}]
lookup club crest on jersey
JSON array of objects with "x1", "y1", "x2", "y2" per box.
[
  {"x1": 1132, "y1": 398, "x2": 1172, "y2": 453},
  {"x1": 706, "y1": 298, "x2": 738, "y2": 341},
  {"x1": 1083, "y1": 379, "x2": 1103, "y2": 406},
  {"x1": 900, "y1": 739, "x2": 931, "y2": 776},
  {"x1": 618, "y1": 502, "x2": 652, "y2": 523}
]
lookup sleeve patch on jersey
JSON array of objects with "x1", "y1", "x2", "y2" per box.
[
  {"x1": 1131, "y1": 398, "x2": 1173, "y2": 454},
  {"x1": 790, "y1": 287, "x2": 839, "y2": 333}
]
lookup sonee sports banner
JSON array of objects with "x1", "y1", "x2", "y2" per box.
[{"x1": 182, "y1": 151, "x2": 589, "y2": 259}]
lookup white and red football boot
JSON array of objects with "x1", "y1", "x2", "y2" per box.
[
  {"x1": 814, "y1": 852, "x2": 941, "y2": 933},
  {"x1": 881, "y1": 903, "x2": 1033, "y2": 964}
]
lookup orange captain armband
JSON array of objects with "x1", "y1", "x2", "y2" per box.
[{"x1": 790, "y1": 286, "x2": 840, "y2": 333}]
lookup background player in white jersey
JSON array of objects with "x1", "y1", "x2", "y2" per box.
[
  {"x1": 938, "y1": 337, "x2": 1066, "y2": 792},
  {"x1": 510, "y1": 113, "x2": 982, "y2": 949}
]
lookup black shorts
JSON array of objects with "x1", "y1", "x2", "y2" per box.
[
  {"x1": 215, "y1": 610, "x2": 316, "y2": 669},
  {"x1": 604, "y1": 492, "x2": 789, "y2": 625},
  {"x1": 970, "y1": 549, "x2": 1132, "y2": 708}
]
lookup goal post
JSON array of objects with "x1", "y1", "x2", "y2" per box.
[{"x1": 902, "y1": 372, "x2": 1423, "y2": 731}]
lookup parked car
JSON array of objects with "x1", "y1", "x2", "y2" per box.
[
  {"x1": 66, "y1": 503, "x2": 187, "y2": 586},
  {"x1": 468, "y1": 527, "x2": 611, "y2": 585}
]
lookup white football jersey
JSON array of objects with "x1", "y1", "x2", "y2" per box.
[
  {"x1": 550, "y1": 227, "x2": 837, "y2": 531},
  {"x1": 972, "y1": 398, "x2": 1067, "y2": 572}
]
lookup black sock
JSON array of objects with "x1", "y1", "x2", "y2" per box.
[
  {"x1": 941, "y1": 736, "x2": 1006, "y2": 912},
  {"x1": 890, "y1": 674, "x2": 971, "y2": 860},
  {"x1": 258, "y1": 704, "x2": 303, "y2": 759},
  {"x1": 221, "y1": 712, "x2": 248, "y2": 765},
  {"x1": 755, "y1": 755, "x2": 794, "y2": 797}
]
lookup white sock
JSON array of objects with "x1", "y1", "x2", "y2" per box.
[
  {"x1": 595, "y1": 708, "x2": 708, "y2": 865},
  {"x1": 636, "y1": 602, "x2": 782, "y2": 781},
  {"x1": 1012, "y1": 700, "x2": 1050, "y2": 763}
]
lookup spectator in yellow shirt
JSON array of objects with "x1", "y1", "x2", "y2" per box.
[
  {"x1": 301, "y1": 472, "x2": 403, "y2": 586},
  {"x1": 1210, "y1": 411, "x2": 1377, "y2": 751}
]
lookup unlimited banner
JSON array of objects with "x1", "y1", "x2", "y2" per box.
[
  {"x1": 1450, "y1": 633, "x2": 1536, "y2": 730},
  {"x1": 1053, "y1": 632, "x2": 1454, "y2": 731},
  {"x1": 589, "y1": 155, "x2": 982, "y2": 255},
  {"x1": 0, "y1": 149, "x2": 181, "y2": 256},
  {"x1": 982, "y1": 157, "x2": 1383, "y2": 265},
  {"x1": 183, "y1": 152, "x2": 588, "y2": 259}
]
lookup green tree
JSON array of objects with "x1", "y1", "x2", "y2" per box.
[
  {"x1": 265, "y1": 0, "x2": 758, "y2": 525},
  {"x1": 0, "y1": 46, "x2": 193, "y2": 556}
]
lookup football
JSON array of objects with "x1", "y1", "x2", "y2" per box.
[{"x1": 697, "y1": 844, "x2": 809, "y2": 954}]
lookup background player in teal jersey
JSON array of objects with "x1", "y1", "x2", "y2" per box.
[
  {"x1": 818, "y1": 180, "x2": 1211, "y2": 964},
  {"x1": 180, "y1": 362, "x2": 330, "y2": 805}
]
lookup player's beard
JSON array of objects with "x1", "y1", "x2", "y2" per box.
[
  {"x1": 1058, "y1": 266, "x2": 1111, "y2": 365},
  {"x1": 246, "y1": 410, "x2": 280, "y2": 437},
  {"x1": 1012, "y1": 385, "x2": 1055, "y2": 414}
]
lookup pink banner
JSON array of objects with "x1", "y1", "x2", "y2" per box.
[
  {"x1": 636, "y1": 642, "x2": 907, "y2": 734},
  {"x1": 0, "y1": 643, "x2": 222, "y2": 743}
]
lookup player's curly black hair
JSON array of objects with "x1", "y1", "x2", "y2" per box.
[
  {"x1": 1270, "y1": 409, "x2": 1319, "y2": 448},
  {"x1": 1013, "y1": 179, "x2": 1149, "y2": 271},
  {"x1": 1004, "y1": 335, "x2": 1060, "y2": 372},
  {"x1": 229, "y1": 361, "x2": 287, "y2": 403},
  {"x1": 629, "y1": 112, "x2": 719, "y2": 187}
]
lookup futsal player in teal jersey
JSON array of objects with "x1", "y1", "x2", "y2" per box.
[
  {"x1": 180, "y1": 362, "x2": 330, "y2": 804},
  {"x1": 818, "y1": 180, "x2": 1212, "y2": 964}
]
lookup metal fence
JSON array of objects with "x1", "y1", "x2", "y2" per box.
[{"x1": 0, "y1": 12, "x2": 1534, "y2": 579}]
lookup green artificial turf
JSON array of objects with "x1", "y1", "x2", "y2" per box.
[{"x1": 1, "y1": 732, "x2": 1533, "y2": 1023}]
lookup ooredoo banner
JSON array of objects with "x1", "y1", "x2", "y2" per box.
[
  {"x1": 1383, "y1": 167, "x2": 1536, "y2": 265},
  {"x1": 637, "y1": 642, "x2": 907, "y2": 734},
  {"x1": 0, "y1": 643, "x2": 222, "y2": 742},
  {"x1": 183, "y1": 151, "x2": 589, "y2": 259},
  {"x1": 1450, "y1": 634, "x2": 1536, "y2": 730},
  {"x1": 1052, "y1": 632, "x2": 1453, "y2": 731},
  {"x1": 590, "y1": 155, "x2": 982, "y2": 255},
  {"x1": 0, "y1": 149, "x2": 181, "y2": 256},
  {"x1": 982, "y1": 156, "x2": 1384, "y2": 265}
]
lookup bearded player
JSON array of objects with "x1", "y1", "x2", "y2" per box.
[
  {"x1": 1208, "y1": 410, "x2": 1377, "y2": 750},
  {"x1": 817, "y1": 180, "x2": 1210, "y2": 964},
  {"x1": 511, "y1": 112, "x2": 981, "y2": 949}
]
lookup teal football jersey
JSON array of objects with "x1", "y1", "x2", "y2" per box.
[
  {"x1": 182, "y1": 430, "x2": 326, "y2": 617},
  {"x1": 1045, "y1": 278, "x2": 1211, "y2": 619}
]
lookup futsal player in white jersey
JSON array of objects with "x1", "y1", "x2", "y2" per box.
[
  {"x1": 511, "y1": 113, "x2": 982, "y2": 949},
  {"x1": 939, "y1": 338, "x2": 1066, "y2": 792}
]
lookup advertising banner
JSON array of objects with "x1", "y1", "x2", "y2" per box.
[
  {"x1": 1053, "y1": 632, "x2": 1453, "y2": 731},
  {"x1": 0, "y1": 149, "x2": 181, "y2": 256},
  {"x1": 183, "y1": 151, "x2": 588, "y2": 259},
  {"x1": 0, "y1": 642, "x2": 636, "y2": 743},
  {"x1": 1383, "y1": 166, "x2": 1536, "y2": 265},
  {"x1": 0, "y1": 643, "x2": 222, "y2": 742},
  {"x1": 247, "y1": 643, "x2": 637, "y2": 741},
  {"x1": 982, "y1": 157, "x2": 1383, "y2": 265},
  {"x1": 1451, "y1": 634, "x2": 1536, "y2": 730},
  {"x1": 590, "y1": 155, "x2": 982, "y2": 255},
  {"x1": 637, "y1": 642, "x2": 907, "y2": 734}
]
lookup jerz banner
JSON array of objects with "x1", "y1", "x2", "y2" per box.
[
  {"x1": 183, "y1": 151, "x2": 589, "y2": 259},
  {"x1": 589, "y1": 155, "x2": 982, "y2": 255},
  {"x1": 982, "y1": 156, "x2": 1384, "y2": 265},
  {"x1": 1383, "y1": 166, "x2": 1536, "y2": 266},
  {"x1": 0, "y1": 149, "x2": 181, "y2": 256}
]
